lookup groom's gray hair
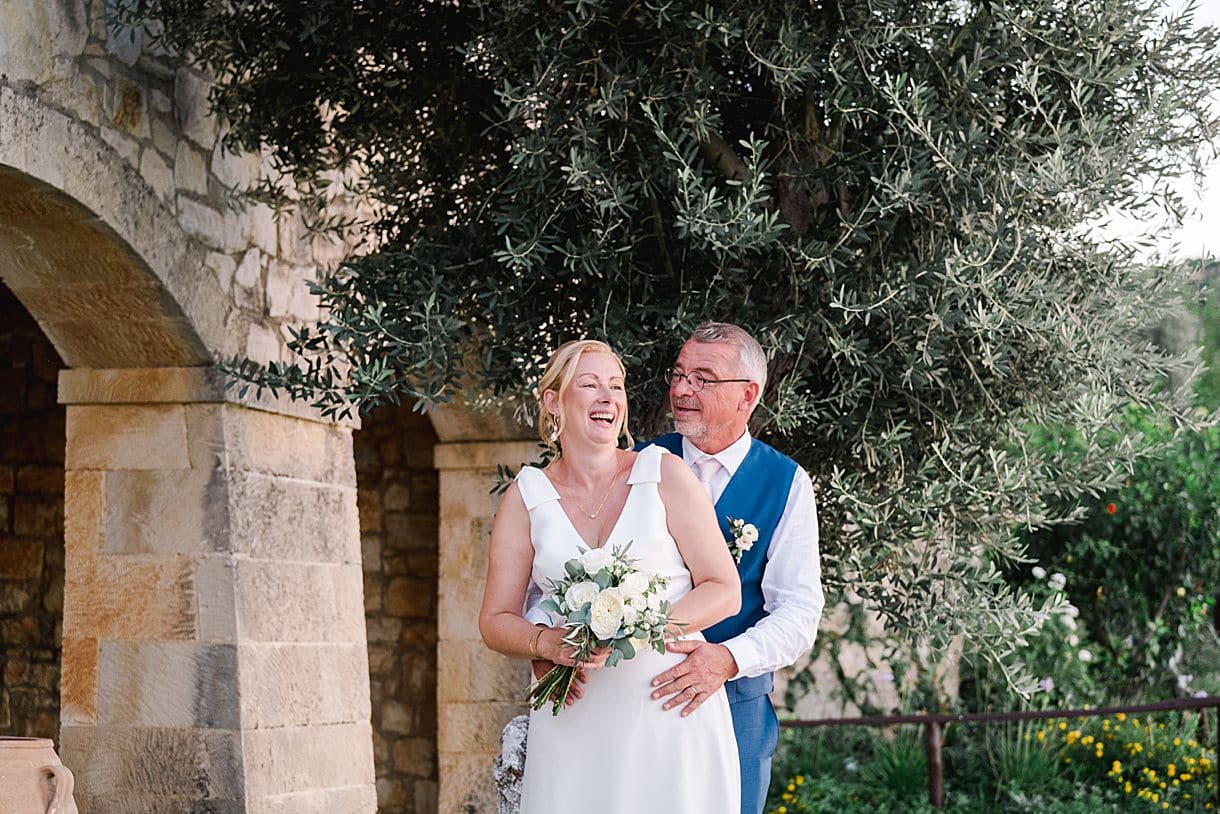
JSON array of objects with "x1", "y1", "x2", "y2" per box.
[{"x1": 689, "y1": 322, "x2": 768, "y2": 392}]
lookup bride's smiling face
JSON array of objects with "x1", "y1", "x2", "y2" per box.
[{"x1": 544, "y1": 352, "x2": 628, "y2": 448}]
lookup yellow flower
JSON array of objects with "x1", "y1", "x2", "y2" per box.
[
  {"x1": 1112, "y1": 760, "x2": 1123, "y2": 774},
  {"x1": 1125, "y1": 781, "x2": 1133, "y2": 794},
  {"x1": 1180, "y1": 773, "x2": 1192, "y2": 781},
  {"x1": 795, "y1": 776, "x2": 805, "y2": 785},
  {"x1": 1081, "y1": 735, "x2": 1094, "y2": 746},
  {"x1": 1174, "y1": 738, "x2": 1182, "y2": 747},
  {"x1": 1096, "y1": 585, "x2": 1103, "y2": 597},
  {"x1": 1058, "y1": 721, "x2": 1068, "y2": 730},
  {"x1": 787, "y1": 784, "x2": 795, "y2": 791},
  {"x1": 777, "y1": 808, "x2": 787, "y2": 814},
  {"x1": 1117, "y1": 713, "x2": 1127, "y2": 722},
  {"x1": 1168, "y1": 764, "x2": 1176, "y2": 777},
  {"x1": 1036, "y1": 730, "x2": 1046, "y2": 742}
]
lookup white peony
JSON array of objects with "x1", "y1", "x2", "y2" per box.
[
  {"x1": 740, "y1": 523, "x2": 759, "y2": 543},
  {"x1": 619, "y1": 571, "x2": 650, "y2": 600},
  {"x1": 564, "y1": 581, "x2": 599, "y2": 612},
  {"x1": 580, "y1": 547, "x2": 614, "y2": 573},
  {"x1": 589, "y1": 588, "x2": 625, "y2": 640}
]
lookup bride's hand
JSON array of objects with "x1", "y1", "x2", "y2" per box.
[{"x1": 537, "y1": 629, "x2": 612, "y2": 669}]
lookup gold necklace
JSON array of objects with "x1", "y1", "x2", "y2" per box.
[{"x1": 557, "y1": 460, "x2": 624, "y2": 520}]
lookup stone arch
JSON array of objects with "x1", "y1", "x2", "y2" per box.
[{"x1": 0, "y1": 87, "x2": 212, "y2": 367}]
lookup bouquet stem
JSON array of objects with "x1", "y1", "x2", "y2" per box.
[{"x1": 528, "y1": 664, "x2": 581, "y2": 716}]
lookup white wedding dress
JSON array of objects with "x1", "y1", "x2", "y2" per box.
[{"x1": 515, "y1": 444, "x2": 741, "y2": 814}]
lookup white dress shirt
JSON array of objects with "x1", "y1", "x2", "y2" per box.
[{"x1": 682, "y1": 431, "x2": 824, "y2": 680}]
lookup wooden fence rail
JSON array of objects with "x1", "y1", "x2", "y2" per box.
[{"x1": 781, "y1": 695, "x2": 1220, "y2": 809}]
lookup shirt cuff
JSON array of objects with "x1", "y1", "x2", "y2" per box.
[
  {"x1": 523, "y1": 605, "x2": 552, "y2": 627},
  {"x1": 720, "y1": 636, "x2": 761, "y2": 681}
]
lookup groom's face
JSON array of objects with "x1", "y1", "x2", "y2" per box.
[{"x1": 669, "y1": 340, "x2": 753, "y2": 452}]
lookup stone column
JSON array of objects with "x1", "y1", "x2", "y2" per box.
[
  {"x1": 433, "y1": 413, "x2": 538, "y2": 814},
  {"x1": 57, "y1": 367, "x2": 376, "y2": 814}
]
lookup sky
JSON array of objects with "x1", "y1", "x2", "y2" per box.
[{"x1": 1141, "y1": 0, "x2": 1220, "y2": 261}]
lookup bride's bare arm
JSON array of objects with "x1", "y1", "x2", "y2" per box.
[
  {"x1": 659, "y1": 454, "x2": 741, "y2": 632},
  {"x1": 478, "y1": 482, "x2": 605, "y2": 670}
]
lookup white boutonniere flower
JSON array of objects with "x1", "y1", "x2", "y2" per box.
[{"x1": 726, "y1": 517, "x2": 759, "y2": 563}]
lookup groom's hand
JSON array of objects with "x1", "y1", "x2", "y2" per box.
[{"x1": 650, "y1": 641, "x2": 738, "y2": 717}]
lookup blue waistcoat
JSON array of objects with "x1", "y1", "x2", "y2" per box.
[{"x1": 642, "y1": 433, "x2": 798, "y2": 702}]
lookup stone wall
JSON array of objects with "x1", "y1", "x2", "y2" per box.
[
  {"x1": 0, "y1": 281, "x2": 65, "y2": 740},
  {"x1": 356, "y1": 404, "x2": 440, "y2": 813}
]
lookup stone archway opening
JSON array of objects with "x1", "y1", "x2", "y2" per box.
[
  {"x1": 355, "y1": 403, "x2": 441, "y2": 813},
  {"x1": 0, "y1": 279, "x2": 66, "y2": 740}
]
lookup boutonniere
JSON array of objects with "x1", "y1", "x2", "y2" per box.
[{"x1": 726, "y1": 517, "x2": 759, "y2": 563}]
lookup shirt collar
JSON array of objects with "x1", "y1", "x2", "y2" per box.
[{"x1": 682, "y1": 430, "x2": 752, "y2": 476}]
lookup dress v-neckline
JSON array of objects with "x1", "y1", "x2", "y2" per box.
[{"x1": 542, "y1": 453, "x2": 640, "y2": 551}]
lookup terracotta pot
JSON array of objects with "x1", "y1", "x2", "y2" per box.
[{"x1": 0, "y1": 737, "x2": 78, "y2": 814}]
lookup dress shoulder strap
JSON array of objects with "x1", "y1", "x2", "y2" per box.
[
  {"x1": 626, "y1": 444, "x2": 668, "y2": 485},
  {"x1": 515, "y1": 465, "x2": 560, "y2": 511}
]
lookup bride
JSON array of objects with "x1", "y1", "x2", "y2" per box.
[{"x1": 479, "y1": 339, "x2": 743, "y2": 814}]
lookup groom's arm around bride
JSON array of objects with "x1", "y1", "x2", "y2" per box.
[{"x1": 644, "y1": 323, "x2": 824, "y2": 814}]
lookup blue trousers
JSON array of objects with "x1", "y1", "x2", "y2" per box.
[{"x1": 726, "y1": 679, "x2": 780, "y2": 814}]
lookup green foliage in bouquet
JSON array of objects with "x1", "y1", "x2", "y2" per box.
[{"x1": 123, "y1": 0, "x2": 1220, "y2": 687}]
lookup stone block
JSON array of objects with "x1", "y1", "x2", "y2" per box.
[
  {"x1": 234, "y1": 247, "x2": 261, "y2": 289},
  {"x1": 15, "y1": 465, "x2": 63, "y2": 494},
  {"x1": 63, "y1": 470, "x2": 103, "y2": 565},
  {"x1": 176, "y1": 195, "x2": 247, "y2": 253},
  {"x1": 238, "y1": 642, "x2": 371, "y2": 729},
  {"x1": 205, "y1": 252, "x2": 237, "y2": 295},
  {"x1": 97, "y1": 125, "x2": 140, "y2": 166},
  {"x1": 383, "y1": 483, "x2": 411, "y2": 512},
  {"x1": 244, "y1": 323, "x2": 281, "y2": 365},
  {"x1": 437, "y1": 700, "x2": 523, "y2": 755},
  {"x1": 0, "y1": 541, "x2": 43, "y2": 579},
  {"x1": 233, "y1": 560, "x2": 365, "y2": 644},
  {"x1": 174, "y1": 140, "x2": 208, "y2": 195},
  {"x1": 436, "y1": 640, "x2": 472, "y2": 704},
  {"x1": 97, "y1": 642, "x2": 239, "y2": 727},
  {"x1": 438, "y1": 751, "x2": 496, "y2": 814},
  {"x1": 223, "y1": 408, "x2": 356, "y2": 487},
  {"x1": 392, "y1": 737, "x2": 434, "y2": 777},
  {"x1": 384, "y1": 577, "x2": 433, "y2": 619},
  {"x1": 61, "y1": 724, "x2": 243, "y2": 798},
  {"x1": 227, "y1": 470, "x2": 358, "y2": 563},
  {"x1": 139, "y1": 148, "x2": 174, "y2": 202},
  {"x1": 12, "y1": 497, "x2": 61, "y2": 536},
  {"x1": 66, "y1": 405, "x2": 190, "y2": 470},
  {"x1": 264, "y1": 259, "x2": 295, "y2": 318},
  {"x1": 63, "y1": 557, "x2": 196, "y2": 641},
  {"x1": 195, "y1": 555, "x2": 239, "y2": 642},
  {"x1": 104, "y1": 469, "x2": 228, "y2": 555},
  {"x1": 173, "y1": 68, "x2": 218, "y2": 148},
  {"x1": 241, "y1": 721, "x2": 375, "y2": 799},
  {"x1": 360, "y1": 533, "x2": 383, "y2": 573},
  {"x1": 211, "y1": 142, "x2": 259, "y2": 190}
]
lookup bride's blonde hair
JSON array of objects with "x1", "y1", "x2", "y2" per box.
[{"x1": 537, "y1": 340, "x2": 634, "y2": 455}]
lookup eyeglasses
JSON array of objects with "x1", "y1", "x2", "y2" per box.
[{"x1": 663, "y1": 368, "x2": 752, "y2": 392}]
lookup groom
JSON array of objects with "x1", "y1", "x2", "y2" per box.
[{"x1": 645, "y1": 322, "x2": 824, "y2": 814}]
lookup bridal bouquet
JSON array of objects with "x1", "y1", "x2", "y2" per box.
[{"x1": 529, "y1": 543, "x2": 674, "y2": 715}]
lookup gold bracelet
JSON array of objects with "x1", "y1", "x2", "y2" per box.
[{"x1": 528, "y1": 627, "x2": 545, "y2": 659}]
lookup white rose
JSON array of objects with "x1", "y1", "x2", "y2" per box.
[
  {"x1": 580, "y1": 547, "x2": 614, "y2": 573},
  {"x1": 1031, "y1": 566, "x2": 1046, "y2": 579},
  {"x1": 620, "y1": 571, "x2": 650, "y2": 599},
  {"x1": 1048, "y1": 572, "x2": 1066, "y2": 591},
  {"x1": 621, "y1": 603, "x2": 640, "y2": 625},
  {"x1": 589, "y1": 588, "x2": 625, "y2": 640},
  {"x1": 647, "y1": 592, "x2": 665, "y2": 611},
  {"x1": 564, "y1": 581, "x2": 599, "y2": 612},
  {"x1": 740, "y1": 524, "x2": 759, "y2": 543}
]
